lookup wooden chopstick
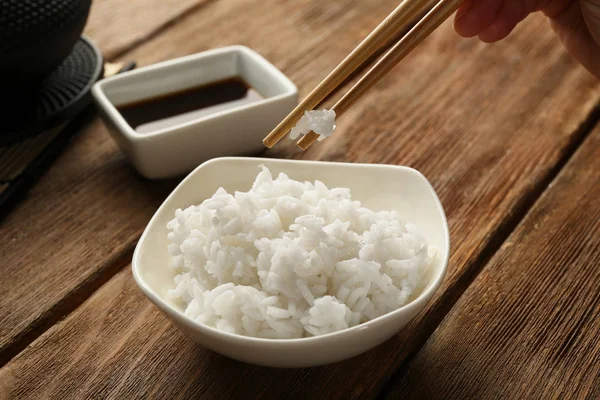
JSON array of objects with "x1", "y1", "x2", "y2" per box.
[
  {"x1": 262, "y1": 0, "x2": 433, "y2": 148},
  {"x1": 297, "y1": 0, "x2": 462, "y2": 151},
  {"x1": 312, "y1": 0, "x2": 441, "y2": 112}
]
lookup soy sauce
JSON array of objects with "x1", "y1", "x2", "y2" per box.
[{"x1": 117, "y1": 77, "x2": 264, "y2": 133}]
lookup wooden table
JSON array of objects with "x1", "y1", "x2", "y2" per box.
[{"x1": 1, "y1": 0, "x2": 599, "y2": 398}]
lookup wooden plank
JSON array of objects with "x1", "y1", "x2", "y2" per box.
[
  {"x1": 0, "y1": 117, "x2": 176, "y2": 364},
  {"x1": 84, "y1": 0, "x2": 210, "y2": 60},
  {"x1": 4, "y1": 127, "x2": 600, "y2": 400},
  {"x1": 0, "y1": 0, "x2": 424, "y2": 366},
  {"x1": 0, "y1": 0, "x2": 212, "y2": 363},
  {"x1": 383, "y1": 128, "x2": 600, "y2": 400},
  {"x1": 1, "y1": 4, "x2": 600, "y2": 399},
  {"x1": 0, "y1": 125, "x2": 64, "y2": 182}
]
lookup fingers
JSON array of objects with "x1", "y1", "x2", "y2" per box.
[
  {"x1": 451, "y1": 0, "x2": 600, "y2": 78},
  {"x1": 580, "y1": 0, "x2": 600, "y2": 45},
  {"x1": 454, "y1": 0, "x2": 503, "y2": 37},
  {"x1": 549, "y1": 0, "x2": 600, "y2": 78},
  {"x1": 478, "y1": 0, "x2": 528, "y2": 42},
  {"x1": 539, "y1": 0, "x2": 573, "y2": 17},
  {"x1": 454, "y1": 0, "x2": 549, "y2": 42}
]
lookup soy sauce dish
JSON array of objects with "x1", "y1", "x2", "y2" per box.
[
  {"x1": 92, "y1": 46, "x2": 297, "y2": 179},
  {"x1": 132, "y1": 157, "x2": 450, "y2": 368}
]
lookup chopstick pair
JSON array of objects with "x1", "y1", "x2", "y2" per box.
[{"x1": 263, "y1": 0, "x2": 462, "y2": 151}]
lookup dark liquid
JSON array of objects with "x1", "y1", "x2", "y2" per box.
[{"x1": 117, "y1": 77, "x2": 264, "y2": 133}]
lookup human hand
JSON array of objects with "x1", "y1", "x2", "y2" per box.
[{"x1": 454, "y1": 0, "x2": 600, "y2": 78}]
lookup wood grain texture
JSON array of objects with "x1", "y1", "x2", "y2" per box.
[
  {"x1": 0, "y1": 0, "x2": 213, "y2": 364},
  {"x1": 0, "y1": 0, "x2": 404, "y2": 365},
  {"x1": 384, "y1": 127, "x2": 600, "y2": 400},
  {"x1": 84, "y1": 0, "x2": 210, "y2": 60},
  {"x1": 0, "y1": 124, "x2": 64, "y2": 182},
  {"x1": 1, "y1": 0, "x2": 599, "y2": 398},
  {"x1": 0, "y1": 117, "x2": 176, "y2": 364}
]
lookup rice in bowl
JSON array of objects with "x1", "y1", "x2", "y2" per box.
[{"x1": 167, "y1": 167, "x2": 435, "y2": 339}]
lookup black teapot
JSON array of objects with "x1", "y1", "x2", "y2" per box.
[{"x1": 0, "y1": 0, "x2": 92, "y2": 90}]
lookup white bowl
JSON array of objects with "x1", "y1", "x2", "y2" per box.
[
  {"x1": 92, "y1": 46, "x2": 298, "y2": 179},
  {"x1": 132, "y1": 157, "x2": 450, "y2": 367}
]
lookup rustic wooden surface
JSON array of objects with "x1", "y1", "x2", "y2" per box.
[
  {"x1": 0, "y1": 118, "x2": 175, "y2": 364},
  {"x1": 84, "y1": 0, "x2": 210, "y2": 59},
  {"x1": 0, "y1": 0, "x2": 402, "y2": 365},
  {"x1": 0, "y1": 0, "x2": 599, "y2": 398},
  {"x1": 385, "y1": 127, "x2": 600, "y2": 400}
]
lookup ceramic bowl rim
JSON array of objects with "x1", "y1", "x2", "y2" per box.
[
  {"x1": 131, "y1": 157, "x2": 450, "y2": 346},
  {"x1": 92, "y1": 45, "x2": 298, "y2": 141}
]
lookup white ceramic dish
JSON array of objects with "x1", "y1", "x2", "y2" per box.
[
  {"x1": 92, "y1": 46, "x2": 298, "y2": 179},
  {"x1": 132, "y1": 157, "x2": 450, "y2": 367}
]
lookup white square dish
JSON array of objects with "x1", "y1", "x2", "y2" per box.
[
  {"x1": 132, "y1": 157, "x2": 450, "y2": 367},
  {"x1": 92, "y1": 46, "x2": 298, "y2": 179}
]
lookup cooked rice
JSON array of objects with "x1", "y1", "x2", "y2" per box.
[
  {"x1": 167, "y1": 167, "x2": 434, "y2": 338},
  {"x1": 290, "y1": 109, "x2": 336, "y2": 141}
]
